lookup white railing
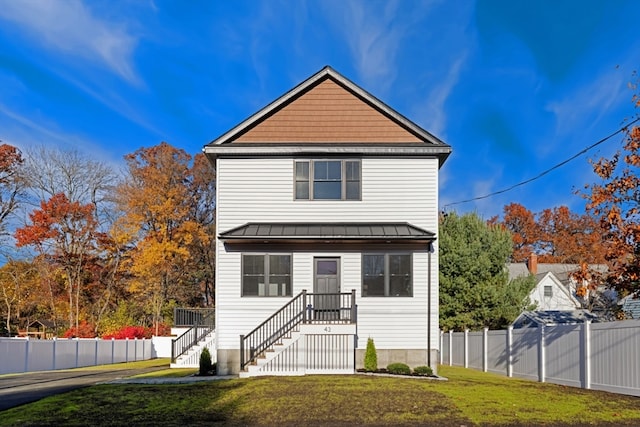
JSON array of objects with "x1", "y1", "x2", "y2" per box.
[
  {"x1": 440, "y1": 319, "x2": 640, "y2": 397},
  {"x1": 0, "y1": 337, "x2": 154, "y2": 375}
]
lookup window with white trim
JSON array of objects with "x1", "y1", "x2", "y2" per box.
[
  {"x1": 242, "y1": 254, "x2": 292, "y2": 297},
  {"x1": 295, "y1": 159, "x2": 361, "y2": 200},
  {"x1": 362, "y1": 253, "x2": 412, "y2": 297}
]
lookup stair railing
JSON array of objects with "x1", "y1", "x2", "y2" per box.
[
  {"x1": 240, "y1": 289, "x2": 356, "y2": 370},
  {"x1": 171, "y1": 309, "x2": 216, "y2": 363}
]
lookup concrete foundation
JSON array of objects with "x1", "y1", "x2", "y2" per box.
[{"x1": 216, "y1": 349, "x2": 241, "y2": 375}]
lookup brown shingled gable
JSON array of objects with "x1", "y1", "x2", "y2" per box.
[{"x1": 233, "y1": 78, "x2": 422, "y2": 144}]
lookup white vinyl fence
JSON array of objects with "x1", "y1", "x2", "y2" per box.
[
  {"x1": 440, "y1": 319, "x2": 640, "y2": 397},
  {"x1": 0, "y1": 337, "x2": 154, "y2": 375}
]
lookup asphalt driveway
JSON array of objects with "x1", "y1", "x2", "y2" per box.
[{"x1": 0, "y1": 366, "x2": 166, "y2": 411}]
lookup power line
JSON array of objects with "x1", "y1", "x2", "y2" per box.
[{"x1": 442, "y1": 117, "x2": 640, "y2": 209}]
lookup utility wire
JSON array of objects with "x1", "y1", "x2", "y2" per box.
[{"x1": 442, "y1": 117, "x2": 640, "y2": 209}]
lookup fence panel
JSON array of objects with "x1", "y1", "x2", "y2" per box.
[
  {"x1": 591, "y1": 320, "x2": 640, "y2": 395},
  {"x1": 486, "y1": 330, "x2": 507, "y2": 375},
  {"x1": 511, "y1": 328, "x2": 538, "y2": 380},
  {"x1": 467, "y1": 331, "x2": 483, "y2": 369},
  {"x1": 451, "y1": 333, "x2": 465, "y2": 366},
  {"x1": 545, "y1": 324, "x2": 581, "y2": 387}
]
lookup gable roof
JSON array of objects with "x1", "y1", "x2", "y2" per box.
[
  {"x1": 219, "y1": 222, "x2": 435, "y2": 244},
  {"x1": 203, "y1": 66, "x2": 451, "y2": 165},
  {"x1": 508, "y1": 262, "x2": 608, "y2": 284},
  {"x1": 529, "y1": 271, "x2": 581, "y2": 309},
  {"x1": 512, "y1": 310, "x2": 599, "y2": 328}
]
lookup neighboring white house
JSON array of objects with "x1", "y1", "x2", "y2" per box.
[
  {"x1": 203, "y1": 66, "x2": 451, "y2": 376},
  {"x1": 508, "y1": 253, "x2": 609, "y2": 327}
]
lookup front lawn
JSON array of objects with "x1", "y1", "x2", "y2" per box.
[{"x1": 1, "y1": 365, "x2": 639, "y2": 426}]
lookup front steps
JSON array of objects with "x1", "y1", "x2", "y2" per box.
[
  {"x1": 240, "y1": 323, "x2": 356, "y2": 377},
  {"x1": 170, "y1": 330, "x2": 216, "y2": 368}
]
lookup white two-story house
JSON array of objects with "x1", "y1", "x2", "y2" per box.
[{"x1": 203, "y1": 66, "x2": 451, "y2": 376}]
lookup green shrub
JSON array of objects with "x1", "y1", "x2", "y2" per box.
[
  {"x1": 413, "y1": 365, "x2": 433, "y2": 376},
  {"x1": 199, "y1": 347, "x2": 213, "y2": 375},
  {"x1": 387, "y1": 362, "x2": 411, "y2": 375},
  {"x1": 364, "y1": 338, "x2": 378, "y2": 372}
]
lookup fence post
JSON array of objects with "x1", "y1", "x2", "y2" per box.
[
  {"x1": 75, "y1": 338, "x2": 80, "y2": 368},
  {"x1": 448, "y1": 330, "x2": 453, "y2": 366},
  {"x1": 582, "y1": 320, "x2": 591, "y2": 390},
  {"x1": 52, "y1": 337, "x2": 57, "y2": 370},
  {"x1": 125, "y1": 338, "x2": 129, "y2": 363},
  {"x1": 111, "y1": 337, "x2": 115, "y2": 364},
  {"x1": 463, "y1": 329, "x2": 469, "y2": 368},
  {"x1": 95, "y1": 337, "x2": 99, "y2": 366},
  {"x1": 24, "y1": 338, "x2": 29, "y2": 373},
  {"x1": 439, "y1": 331, "x2": 443, "y2": 365},
  {"x1": 538, "y1": 324, "x2": 546, "y2": 383},
  {"x1": 507, "y1": 326, "x2": 513, "y2": 377},
  {"x1": 483, "y1": 327, "x2": 488, "y2": 372}
]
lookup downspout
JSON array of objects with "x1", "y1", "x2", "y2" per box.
[{"x1": 427, "y1": 241, "x2": 433, "y2": 368}]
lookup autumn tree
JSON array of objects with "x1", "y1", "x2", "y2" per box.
[
  {"x1": 0, "y1": 144, "x2": 25, "y2": 245},
  {"x1": 583, "y1": 81, "x2": 640, "y2": 296},
  {"x1": 15, "y1": 193, "x2": 103, "y2": 331},
  {"x1": 492, "y1": 202, "x2": 607, "y2": 264},
  {"x1": 187, "y1": 153, "x2": 216, "y2": 306},
  {"x1": 440, "y1": 212, "x2": 535, "y2": 331},
  {"x1": 0, "y1": 259, "x2": 38, "y2": 335},
  {"x1": 115, "y1": 142, "x2": 212, "y2": 334}
]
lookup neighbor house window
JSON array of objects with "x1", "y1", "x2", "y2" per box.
[
  {"x1": 362, "y1": 253, "x2": 412, "y2": 297},
  {"x1": 294, "y1": 159, "x2": 361, "y2": 200},
  {"x1": 242, "y1": 254, "x2": 291, "y2": 297},
  {"x1": 544, "y1": 285, "x2": 553, "y2": 298}
]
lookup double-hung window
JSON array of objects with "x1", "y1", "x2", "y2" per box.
[
  {"x1": 242, "y1": 254, "x2": 291, "y2": 297},
  {"x1": 362, "y1": 253, "x2": 412, "y2": 297},
  {"x1": 295, "y1": 159, "x2": 361, "y2": 200}
]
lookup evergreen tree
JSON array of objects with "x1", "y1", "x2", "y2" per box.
[{"x1": 439, "y1": 212, "x2": 535, "y2": 330}]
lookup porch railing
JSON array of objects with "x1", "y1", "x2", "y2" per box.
[
  {"x1": 240, "y1": 289, "x2": 356, "y2": 371},
  {"x1": 171, "y1": 309, "x2": 216, "y2": 363},
  {"x1": 174, "y1": 307, "x2": 215, "y2": 327}
]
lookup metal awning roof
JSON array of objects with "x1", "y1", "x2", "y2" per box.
[{"x1": 219, "y1": 222, "x2": 436, "y2": 243}]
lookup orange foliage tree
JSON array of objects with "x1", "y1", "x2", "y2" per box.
[
  {"x1": 583, "y1": 84, "x2": 640, "y2": 296},
  {"x1": 0, "y1": 144, "x2": 24, "y2": 241},
  {"x1": 491, "y1": 202, "x2": 607, "y2": 264},
  {"x1": 114, "y1": 143, "x2": 213, "y2": 334},
  {"x1": 15, "y1": 193, "x2": 103, "y2": 331}
]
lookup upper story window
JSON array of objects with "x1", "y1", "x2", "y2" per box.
[
  {"x1": 544, "y1": 285, "x2": 553, "y2": 298},
  {"x1": 295, "y1": 159, "x2": 361, "y2": 200}
]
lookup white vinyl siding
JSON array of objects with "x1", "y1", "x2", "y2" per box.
[{"x1": 215, "y1": 156, "x2": 439, "y2": 352}]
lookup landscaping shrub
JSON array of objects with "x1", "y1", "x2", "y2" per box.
[
  {"x1": 387, "y1": 362, "x2": 411, "y2": 375},
  {"x1": 413, "y1": 365, "x2": 433, "y2": 376},
  {"x1": 364, "y1": 338, "x2": 377, "y2": 372},
  {"x1": 199, "y1": 347, "x2": 213, "y2": 375},
  {"x1": 62, "y1": 321, "x2": 97, "y2": 338}
]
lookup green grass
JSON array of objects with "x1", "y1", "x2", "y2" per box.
[
  {"x1": 1, "y1": 365, "x2": 639, "y2": 426},
  {"x1": 131, "y1": 367, "x2": 198, "y2": 378}
]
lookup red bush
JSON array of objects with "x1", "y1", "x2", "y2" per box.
[
  {"x1": 63, "y1": 321, "x2": 97, "y2": 338},
  {"x1": 102, "y1": 323, "x2": 171, "y2": 339}
]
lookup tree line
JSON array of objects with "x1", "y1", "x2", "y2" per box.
[{"x1": 0, "y1": 142, "x2": 215, "y2": 337}]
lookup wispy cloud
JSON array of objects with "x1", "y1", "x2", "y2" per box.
[
  {"x1": 321, "y1": 1, "x2": 434, "y2": 93},
  {"x1": 0, "y1": 103, "x2": 124, "y2": 168},
  {"x1": 419, "y1": 53, "x2": 467, "y2": 139},
  {"x1": 545, "y1": 68, "x2": 632, "y2": 141},
  {"x1": 0, "y1": 0, "x2": 139, "y2": 84}
]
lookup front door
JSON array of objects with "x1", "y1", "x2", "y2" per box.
[{"x1": 313, "y1": 258, "x2": 340, "y2": 320}]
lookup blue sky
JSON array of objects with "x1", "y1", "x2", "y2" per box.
[{"x1": 0, "y1": 0, "x2": 638, "y2": 219}]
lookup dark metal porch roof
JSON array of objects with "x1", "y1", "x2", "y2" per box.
[{"x1": 219, "y1": 222, "x2": 435, "y2": 243}]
